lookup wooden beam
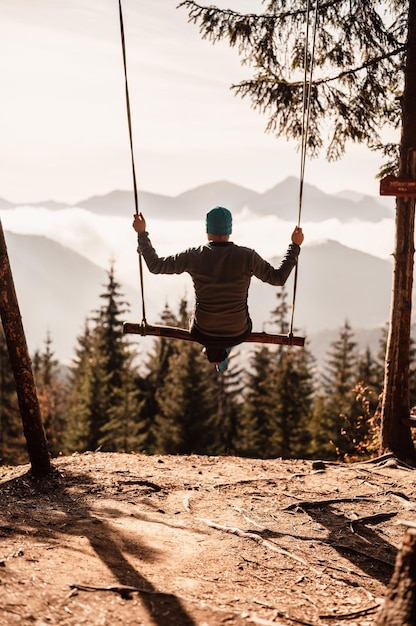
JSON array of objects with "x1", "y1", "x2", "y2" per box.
[{"x1": 123, "y1": 322, "x2": 305, "y2": 347}]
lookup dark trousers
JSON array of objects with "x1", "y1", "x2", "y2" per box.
[{"x1": 190, "y1": 320, "x2": 252, "y2": 363}]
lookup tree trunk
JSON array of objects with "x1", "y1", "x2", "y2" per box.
[
  {"x1": 0, "y1": 221, "x2": 51, "y2": 476},
  {"x1": 380, "y1": 0, "x2": 416, "y2": 464},
  {"x1": 375, "y1": 528, "x2": 416, "y2": 625}
]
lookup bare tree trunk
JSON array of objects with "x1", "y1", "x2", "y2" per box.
[
  {"x1": 375, "y1": 527, "x2": 416, "y2": 626},
  {"x1": 0, "y1": 221, "x2": 51, "y2": 476},
  {"x1": 380, "y1": 0, "x2": 416, "y2": 464}
]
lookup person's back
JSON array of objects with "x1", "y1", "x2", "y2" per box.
[
  {"x1": 177, "y1": 238, "x2": 301, "y2": 337},
  {"x1": 179, "y1": 240, "x2": 254, "y2": 337},
  {"x1": 132, "y1": 205, "x2": 304, "y2": 370}
]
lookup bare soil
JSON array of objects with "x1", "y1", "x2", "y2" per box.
[{"x1": 0, "y1": 452, "x2": 415, "y2": 626}]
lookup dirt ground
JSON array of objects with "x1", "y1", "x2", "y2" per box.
[{"x1": 0, "y1": 452, "x2": 415, "y2": 626}]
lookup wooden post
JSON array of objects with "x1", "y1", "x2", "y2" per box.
[
  {"x1": 375, "y1": 526, "x2": 416, "y2": 625},
  {"x1": 0, "y1": 221, "x2": 51, "y2": 476}
]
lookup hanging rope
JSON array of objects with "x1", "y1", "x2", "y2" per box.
[
  {"x1": 118, "y1": 0, "x2": 314, "y2": 341},
  {"x1": 289, "y1": 0, "x2": 319, "y2": 340},
  {"x1": 118, "y1": 0, "x2": 147, "y2": 325}
]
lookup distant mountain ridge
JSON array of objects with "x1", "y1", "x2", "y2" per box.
[
  {"x1": 0, "y1": 177, "x2": 394, "y2": 222},
  {"x1": 77, "y1": 178, "x2": 394, "y2": 222}
]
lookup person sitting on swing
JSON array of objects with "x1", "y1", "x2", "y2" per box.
[{"x1": 132, "y1": 206, "x2": 304, "y2": 372}]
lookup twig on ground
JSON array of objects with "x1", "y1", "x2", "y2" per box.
[
  {"x1": 360, "y1": 453, "x2": 395, "y2": 464},
  {"x1": 397, "y1": 519, "x2": 416, "y2": 529},
  {"x1": 183, "y1": 493, "x2": 192, "y2": 512},
  {"x1": 252, "y1": 572, "x2": 274, "y2": 585},
  {"x1": 358, "y1": 453, "x2": 414, "y2": 471},
  {"x1": 389, "y1": 491, "x2": 416, "y2": 510},
  {"x1": 197, "y1": 518, "x2": 321, "y2": 573},
  {"x1": 247, "y1": 614, "x2": 315, "y2": 626},
  {"x1": 70, "y1": 583, "x2": 164, "y2": 600},
  {"x1": 283, "y1": 496, "x2": 372, "y2": 511},
  {"x1": 319, "y1": 603, "x2": 380, "y2": 620},
  {"x1": 233, "y1": 505, "x2": 265, "y2": 529},
  {"x1": 118, "y1": 479, "x2": 162, "y2": 491}
]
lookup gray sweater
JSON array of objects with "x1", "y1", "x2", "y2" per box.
[{"x1": 138, "y1": 232, "x2": 300, "y2": 338}]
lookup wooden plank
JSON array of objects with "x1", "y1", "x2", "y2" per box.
[
  {"x1": 123, "y1": 322, "x2": 305, "y2": 347},
  {"x1": 380, "y1": 175, "x2": 416, "y2": 197}
]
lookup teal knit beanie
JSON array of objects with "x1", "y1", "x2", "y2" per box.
[{"x1": 206, "y1": 206, "x2": 232, "y2": 235}]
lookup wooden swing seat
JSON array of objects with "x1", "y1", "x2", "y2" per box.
[{"x1": 123, "y1": 322, "x2": 305, "y2": 347}]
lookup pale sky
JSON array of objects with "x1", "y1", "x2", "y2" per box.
[{"x1": 0, "y1": 0, "x2": 391, "y2": 205}]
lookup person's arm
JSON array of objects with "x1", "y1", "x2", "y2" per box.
[
  {"x1": 251, "y1": 225, "x2": 304, "y2": 286},
  {"x1": 132, "y1": 213, "x2": 190, "y2": 274}
]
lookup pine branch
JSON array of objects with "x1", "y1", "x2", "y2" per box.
[
  {"x1": 178, "y1": 0, "x2": 407, "y2": 164},
  {"x1": 178, "y1": 0, "x2": 348, "y2": 24},
  {"x1": 243, "y1": 45, "x2": 405, "y2": 91}
]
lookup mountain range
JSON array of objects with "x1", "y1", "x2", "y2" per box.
[
  {"x1": 1, "y1": 177, "x2": 394, "y2": 222},
  {"x1": 0, "y1": 178, "x2": 398, "y2": 365}
]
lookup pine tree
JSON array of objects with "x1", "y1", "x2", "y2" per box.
[
  {"x1": 32, "y1": 332, "x2": 67, "y2": 457},
  {"x1": 375, "y1": 324, "x2": 389, "y2": 398},
  {"x1": 63, "y1": 263, "x2": 144, "y2": 453},
  {"x1": 348, "y1": 345, "x2": 383, "y2": 458},
  {"x1": 94, "y1": 263, "x2": 130, "y2": 393},
  {"x1": 153, "y1": 340, "x2": 216, "y2": 454},
  {"x1": 99, "y1": 368, "x2": 145, "y2": 453},
  {"x1": 62, "y1": 322, "x2": 107, "y2": 453},
  {"x1": 140, "y1": 301, "x2": 191, "y2": 453},
  {"x1": 271, "y1": 345, "x2": 315, "y2": 459},
  {"x1": 354, "y1": 325, "x2": 416, "y2": 457},
  {"x1": 238, "y1": 289, "x2": 315, "y2": 459},
  {"x1": 236, "y1": 345, "x2": 276, "y2": 458},
  {"x1": 203, "y1": 350, "x2": 244, "y2": 455},
  {"x1": 94, "y1": 263, "x2": 143, "y2": 451},
  {"x1": 144, "y1": 297, "x2": 244, "y2": 455},
  {"x1": 311, "y1": 321, "x2": 363, "y2": 459},
  {"x1": 149, "y1": 298, "x2": 223, "y2": 454},
  {"x1": 356, "y1": 345, "x2": 384, "y2": 411},
  {"x1": 358, "y1": 324, "x2": 391, "y2": 454}
]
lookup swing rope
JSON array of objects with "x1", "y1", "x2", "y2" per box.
[
  {"x1": 289, "y1": 0, "x2": 319, "y2": 340},
  {"x1": 119, "y1": 1, "x2": 310, "y2": 348},
  {"x1": 118, "y1": 0, "x2": 147, "y2": 325}
]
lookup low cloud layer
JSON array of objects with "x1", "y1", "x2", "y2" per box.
[{"x1": 0, "y1": 205, "x2": 395, "y2": 291}]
